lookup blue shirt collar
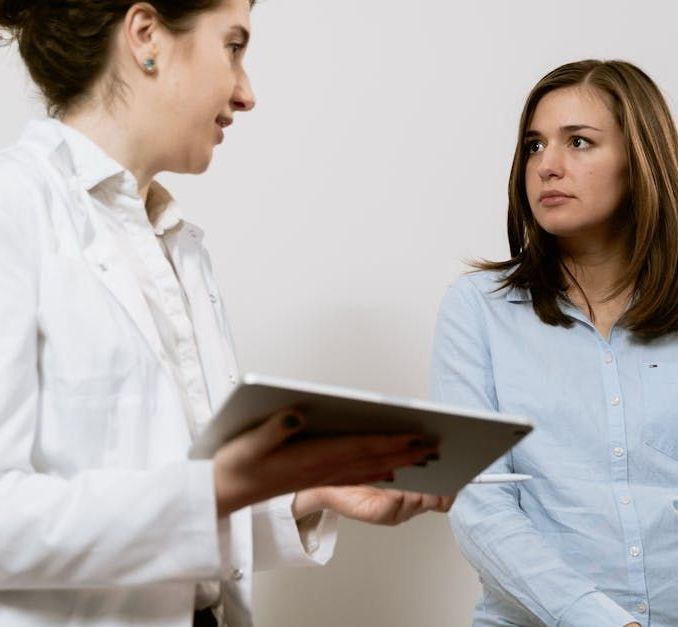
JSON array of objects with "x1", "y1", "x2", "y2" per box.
[{"x1": 505, "y1": 285, "x2": 533, "y2": 303}]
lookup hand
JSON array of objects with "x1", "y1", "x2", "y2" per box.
[
  {"x1": 212, "y1": 410, "x2": 438, "y2": 517},
  {"x1": 293, "y1": 485, "x2": 454, "y2": 526}
]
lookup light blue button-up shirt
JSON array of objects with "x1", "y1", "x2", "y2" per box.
[{"x1": 431, "y1": 270, "x2": 678, "y2": 627}]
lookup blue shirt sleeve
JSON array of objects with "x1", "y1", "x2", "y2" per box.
[{"x1": 431, "y1": 276, "x2": 637, "y2": 627}]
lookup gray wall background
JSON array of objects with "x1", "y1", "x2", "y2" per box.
[{"x1": 1, "y1": 1, "x2": 676, "y2": 625}]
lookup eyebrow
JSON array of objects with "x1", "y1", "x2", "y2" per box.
[
  {"x1": 525, "y1": 124, "x2": 603, "y2": 138},
  {"x1": 228, "y1": 25, "x2": 250, "y2": 47}
]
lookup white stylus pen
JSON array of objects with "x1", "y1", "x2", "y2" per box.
[{"x1": 470, "y1": 473, "x2": 532, "y2": 484}]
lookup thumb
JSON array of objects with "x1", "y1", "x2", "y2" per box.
[{"x1": 239, "y1": 409, "x2": 306, "y2": 457}]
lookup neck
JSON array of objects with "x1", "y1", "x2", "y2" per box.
[
  {"x1": 558, "y1": 230, "x2": 630, "y2": 302},
  {"x1": 61, "y1": 103, "x2": 156, "y2": 203}
]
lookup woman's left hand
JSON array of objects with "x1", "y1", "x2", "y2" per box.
[{"x1": 293, "y1": 486, "x2": 454, "y2": 526}]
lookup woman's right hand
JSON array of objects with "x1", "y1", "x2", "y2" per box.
[{"x1": 212, "y1": 410, "x2": 438, "y2": 517}]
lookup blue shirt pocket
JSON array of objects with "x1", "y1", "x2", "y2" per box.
[{"x1": 641, "y1": 361, "x2": 678, "y2": 461}]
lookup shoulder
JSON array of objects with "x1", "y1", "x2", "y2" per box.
[
  {"x1": 0, "y1": 144, "x2": 56, "y2": 256},
  {"x1": 0, "y1": 144, "x2": 53, "y2": 212},
  {"x1": 0, "y1": 119, "x2": 72, "y2": 218},
  {"x1": 443, "y1": 269, "x2": 514, "y2": 308}
]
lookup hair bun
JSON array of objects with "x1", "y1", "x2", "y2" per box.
[{"x1": 0, "y1": 0, "x2": 33, "y2": 30}]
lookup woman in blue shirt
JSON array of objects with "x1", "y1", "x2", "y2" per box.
[{"x1": 432, "y1": 59, "x2": 678, "y2": 627}]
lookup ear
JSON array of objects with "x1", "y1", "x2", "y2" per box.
[{"x1": 121, "y1": 2, "x2": 161, "y2": 74}]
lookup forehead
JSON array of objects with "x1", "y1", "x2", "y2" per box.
[
  {"x1": 195, "y1": 0, "x2": 252, "y2": 31},
  {"x1": 529, "y1": 85, "x2": 616, "y2": 132}
]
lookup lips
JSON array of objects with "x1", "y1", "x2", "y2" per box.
[
  {"x1": 214, "y1": 115, "x2": 233, "y2": 145},
  {"x1": 539, "y1": 190, "x2": 574, "y2": 201},
  {"x1": 216, "y1": 114, "x2": 233, "y2": 129}
]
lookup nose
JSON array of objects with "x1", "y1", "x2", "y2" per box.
[
  {"x1": 231, "y1": 70, "x2": 256, "y2": 112},
  {"x1": 536, "y1": 145, "x2": 564, "y2": 181}
]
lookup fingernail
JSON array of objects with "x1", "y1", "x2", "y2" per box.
[
  {"x1": 283, "y1": 414, "x2": 301, "y2": 430},
  {"x1": 426, "y1": 454, "x2": 440, "y2": 462}
]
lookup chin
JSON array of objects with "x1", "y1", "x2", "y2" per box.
[
  {"x1": 182, "y1": 149, "x2": 214, "y2": 175},
  {"x1": 190, "y1": 159, "x2": 212, "y2": 175},
  {"x1": 534, "y1": 210, "x2": 587, "y2": 239},
  {"x1": 539, "y1": 220, "x2": 605, "y2": 240}
]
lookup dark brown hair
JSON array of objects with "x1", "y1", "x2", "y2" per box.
[
  {"x1": 0, "y1": 0, "x2": 257, "y2": 116},
  {"x1": 477, "y1": 59, "x2": 678, "y2": 339}
]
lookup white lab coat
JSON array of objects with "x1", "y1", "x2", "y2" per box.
[{"x1": 0, "y1": 119, "x2": 337, "y2": 627}]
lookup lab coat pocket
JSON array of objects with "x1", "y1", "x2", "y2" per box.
[
  {"x1": 39, "y1": 253, "x2": 141, "y2": 380},
  {"x1": 37, "y1": 375, "x2": 141, "y2": 475},
  {"x1": 641, "y1": 361, "x2": 678, "y2": 462}
]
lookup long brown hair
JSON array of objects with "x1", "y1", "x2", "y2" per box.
[
  {"x1": 478, "y1": 59, "x2": 678, "y2": 339},
  {"x1": 0, "y1": 0, "x2": 257, "y2": 117}
]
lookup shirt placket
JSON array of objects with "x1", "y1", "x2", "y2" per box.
[
  {"x1": 598, "y1": 331, "x2": 651, "y2": 625},
  {"x1": 123, "y1": 211, "x2": 212, "y2": 441}
]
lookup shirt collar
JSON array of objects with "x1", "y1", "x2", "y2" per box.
[
  {"x1": 146, "y1": 181, "x2": 185, "y2": 236},
  {"x1": 49, "y1": 118, "x2": 129, "y2": 193},
  {"x1": 505, "y1": 285, "x2": 533, "y2": 302},
  {"x1": 22, "y1": 118, "x2": 189, "y2": 237}
]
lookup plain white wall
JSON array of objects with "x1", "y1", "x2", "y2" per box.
[{"x1": 1, "y1": 1, "x2": 677, "y2": 625}]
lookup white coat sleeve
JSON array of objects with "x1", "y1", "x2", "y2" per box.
[
  {"x1": 0, "y1": 165, "x2": 224, "y2": 589},
  {"x1": 251, "y1": 495, "x2": 339, "y2": 571}
]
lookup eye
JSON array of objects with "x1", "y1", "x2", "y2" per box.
[
  {"x1": 571, "y1": 136, "x2": 592, "y2": 150},
  {"x1": 525, "y1": 140, "x2": 544, "y2": 155},
  {"x1": 226, "y1": 42, "x2": 245, "y2": 56}
]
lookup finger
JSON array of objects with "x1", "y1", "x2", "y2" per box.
[
  {"x1": 321, "y1": 470, "x2": 397, "y2": 488},
  {"x1": 417, "y1": 493, "x2": 442, "y2": 511},
  {"x1": 327, "y1": 446, "x2": 439, "y2": 482},
  {"x1": 335, "y1": 471, "x2": 396, "y2": 487},
  {"x1": 409, "y1": 493, "x2": 453, "y2": 515},
  {"x1": 231, "y1": 409, "x2": 306, "y2": 458},
  {"x1": 396, "y1": 492, "x2": 426, "y2": 522},
  {"x1": 297, "y1": 434, "x2": 438, "y2": 468},
  {"x1": 266, "y1": 435, "x2": 436, "y2": 490},
  {"x1": 388, "y1": 492, "x2": 445, "y2": 524},
  {"x1": 435, "y1": 495, "x2": 455, "y2": 512}
]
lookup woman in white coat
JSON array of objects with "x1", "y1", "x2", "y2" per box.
[{"x1": 0, "y1": 1, "x2": 452, "y2": 626}]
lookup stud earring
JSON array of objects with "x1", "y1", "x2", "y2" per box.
[{"x1": 143, "y1": 43, "x2": 158, "y2": 74}]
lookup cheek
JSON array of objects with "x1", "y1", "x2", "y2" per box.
[
  {"x1": 169, "y1": 63, "x2": 231, "y2": 120},
  {"x1": 524, "y1": 162, "x2": 542, "y2": 209},
  {"x1": 580, "y1": 162, "x2": 627, "y2": 215},
  {"x1": 525, "y1": 162, "x2": 538, "y2": 195}
]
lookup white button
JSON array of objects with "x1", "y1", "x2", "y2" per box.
[
  {"x1": 620, "y1": 496, "x2": 631, "y2": 505},
  {"x1": 613, "y1": 447, "x2": 625, "y2": 458},
  {"x1": 604, "y1": 352, "x2": 614, "y2": 364},
  {"x1": 189, "y1": 230, "x2": 198, "y2": 239},
  {"x1": 209, "y1": 294, "x2": 217, "y2": 304},
  {"x1": 98, "y1": 263, "x2": 108, "y2": 272},
  {"x1": 636, "y1": 601, "x2": 648, "y2": 614},
  {"x1": 231, "y1": 568, "x2": 244, "y2": 581},
  {"x1": 629, "y1": 546, "x2": 641, "y2": 557},
  {"x1": 611, "y1": 396, "x2": 621, "y2": 406}
]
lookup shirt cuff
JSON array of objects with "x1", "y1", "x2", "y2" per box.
[
  {"x1": 558, "y1": 591, "x2": 638, "y2": 627},
  {"x1": 251, "y1": 494, "x2": 338, "y2": 571},
  {"x1": 297, "y1": 509, "x2": 339, "y2": 563}
]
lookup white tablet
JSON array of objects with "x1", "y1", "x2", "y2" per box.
[{"x1": 189, "y1": 373, "x2": 533, "y2": 495}]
